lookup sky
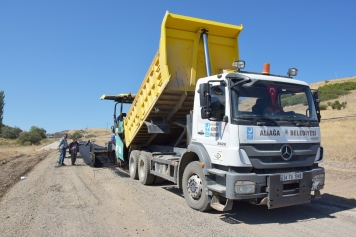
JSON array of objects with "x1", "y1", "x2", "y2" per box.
[{"x1": 1, "y1": 0, "x2": 356, "y2": 133}]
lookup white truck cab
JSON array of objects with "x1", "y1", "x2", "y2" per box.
[{"x1": 189, "y1": 63, "x2": 325, "y2": 209}]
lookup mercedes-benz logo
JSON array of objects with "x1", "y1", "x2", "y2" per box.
[{"x1": 281, "y1": 145, "x2": 293, "y2": 160}]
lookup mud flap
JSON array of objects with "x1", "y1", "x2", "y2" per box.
[
  {"x1": 267, "y1": 172, "x2": 312, "y2": 209},
  {"x1": 210, "y1": 193, "x2": 233, "y2": 212}
]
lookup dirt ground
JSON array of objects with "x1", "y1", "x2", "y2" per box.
[
  {"x1": 0, "y1": 128, "x2": 111, "y2": 199},
  {"x1": 0, "y1": 147, "x2": 355, "y2": 236},
  {"x1": 0, "y1": 143, "x2": 52, "y2": 198},
  {"x1": 0, "y1": 116, "x2": 355, "y2": 236}
]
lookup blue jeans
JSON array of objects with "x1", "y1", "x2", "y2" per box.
[{"x1": 58, "y1": 148, "x2": 66, "y2": 164}]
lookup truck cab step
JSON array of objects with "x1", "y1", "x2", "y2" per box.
[
  {"x1": 207, "y1": 184, "x2": 226, "y2": 194},
  {"x1": 207, "y1": 168, "x2": 227, "y2": 177}
]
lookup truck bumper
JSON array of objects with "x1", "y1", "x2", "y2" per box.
[{"x1": 220, "y1": 167, "x2": 325, "y2": 209}]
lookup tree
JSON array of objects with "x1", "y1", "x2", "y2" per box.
[
  {"x1": 29, "y1": 126, "x2": 46, "y2": 139},
  {"x1": 0, "y1": 91, "x2": 4, "y2": 134},
  {"x1": 17, "y1": 125, "x2": 46, "y2": 145},
  {"x1": 70, "y1": 131, "x2": 83, "y2": 140},
  {"x1": 18, "y1": 132, "x2": 42, "y2": 145},
  {"x1": 0, "y1": 125, "x2": 22, "y2": 139}
]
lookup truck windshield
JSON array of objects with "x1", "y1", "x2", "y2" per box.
[{"x1": 230, "y1": 80, "x2": 318, "y2": 126}]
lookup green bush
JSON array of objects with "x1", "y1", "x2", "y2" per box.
[
  {"x1": 319, "y1": 104, "x2": 328, "y2": 110},
  {"x1": 70, "y1": 131, "x2": 83, "y2": 139},
  {"x1": 318, "y1": 81, "x2": 356, "y2": 102},
  {"x1": 0, "y1": 125, "x2": 22, "y2": 139},
  {"x1": 331, "y1": 101, "x2": 347, "y2": 110},
  {"x1": 23, "y1": 141, "x2": 31, "y2": 146},
  {"x1": 29, "y1": 126, "x2": 46, "y2": 139},
  {"x1": 18, "y1": 131, "x2": 42, "y2": 145}
]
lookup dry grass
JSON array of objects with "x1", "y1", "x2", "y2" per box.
[
  {"x1": 320, "y1": 117, "x2": 356, "y2": 162},
  {"x1": 319, "y1": 90, "x2": 356, "y2": 118}
]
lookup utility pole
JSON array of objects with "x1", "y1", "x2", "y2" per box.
[{"x1": 344, "y1": 90, "x2": 346, "y2": 117}]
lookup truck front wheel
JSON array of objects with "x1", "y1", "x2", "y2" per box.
[
  {"x1": 129, "y1": 150, "x2": 140, "y2": 179},
  {"x1": 182, "y1": 161, "x2": 211, "y2": 212}
]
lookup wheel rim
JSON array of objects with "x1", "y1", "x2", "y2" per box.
[{"x1": 187, "y1": 174, "x2": 202, "y2": 200}]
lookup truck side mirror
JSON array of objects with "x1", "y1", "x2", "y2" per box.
[
  {"x1": 199, "y1": 83, "x2": 210, "y2": 107},
  {"x1": 199, "y1": 83, "x2": 211, "y2": 119},
  {"x1": 312, "y1": 90, "x2": 321, "y2": 122},
  {"x1": 312, "y1": 90, "x2": 320, "y2": 103}
]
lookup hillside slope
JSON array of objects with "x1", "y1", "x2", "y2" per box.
[{"x1": 310, "y1": 76, "x2": 356, "y2": 119}]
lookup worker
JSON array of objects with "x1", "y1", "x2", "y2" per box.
[
  {"x1": 68, "y1": 139, "x2": 81, "y2": 165},
  {"x1": 58, "y1": 134, "x2": 68, "y2": 166}
]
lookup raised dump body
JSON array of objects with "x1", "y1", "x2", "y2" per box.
[{"x1": 124, "y1": 11, "x2": 243, "y2": 147}]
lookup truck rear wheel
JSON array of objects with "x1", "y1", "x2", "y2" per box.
[
  {"x1": 129, "y1": 150, "x2": 140, "y2": 180},
  {"x1": 182, "y1": 161, "x2": 211, "y2": 212},
  {"x1": 138, "y1": 152, "x2": 155, "y2": 185}
]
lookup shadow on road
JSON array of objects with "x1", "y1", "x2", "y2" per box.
[
  {"x1": 111, "y1": 168, "x2": 130, "y2": 178},
  {"x1": 161, "y1": 186, "x2": 183, "y2": 196},
  {"x1": 161, "y1": 186, "x2": 356, "y2": 224}
]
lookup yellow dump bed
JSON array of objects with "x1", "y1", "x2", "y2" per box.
[{"x1": 124, "y1": 11, "x2": 243, "y2": 147}]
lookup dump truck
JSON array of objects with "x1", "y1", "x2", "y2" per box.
[{"x1": 101, "y1": 11, "x2": 325, "y2": 211}]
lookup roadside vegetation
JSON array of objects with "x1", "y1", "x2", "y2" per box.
[
  {"x1": 315, "y1": 80, "x2": 356, "y2": 111},
  {"x1": 318, "y1": 81, "x2": 356, "y2": 101}
]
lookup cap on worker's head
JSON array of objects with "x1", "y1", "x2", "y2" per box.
[{"x1": 73, "y1": 138, "x2": 77, "y2": 141}]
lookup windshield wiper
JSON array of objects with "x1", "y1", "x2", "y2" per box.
[
  {"x1": 257, "y1": 121, "x2": 277, "y2": 126},
  {"x1": 282, "y1": 118, "x2": 313, "y2": 127},
  {"x1": 234, "y1": 115, "x2": 278, "y2": 126},
  {"x1": 294, "y1": 120, "x2": 312, "y2": 127}
]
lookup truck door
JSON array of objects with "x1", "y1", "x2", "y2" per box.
[{"x1": 196, "y1": 85, "x2": 229, "y2": 165}]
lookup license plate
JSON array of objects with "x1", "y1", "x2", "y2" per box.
[{"x1": 280, "y1": 172, "x2": 303, "y2": 181}]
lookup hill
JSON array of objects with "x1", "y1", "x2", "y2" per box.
[
  {"x1": 65, "y1": 128, "x2": 112, "y2": 145},
  {"x1": 310, "y1": 76, "x2": 356, "y2": 119}
]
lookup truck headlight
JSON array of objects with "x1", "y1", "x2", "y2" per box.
[
  {"x1": 312, "y1": 174, "x2": 325, "y2": 190},
  {"x1": 235, "y1": 181, "x2": 256, "y2": 194},
  {"x1": 315, "y1": 147, "x2": 324, "y2": 162}
]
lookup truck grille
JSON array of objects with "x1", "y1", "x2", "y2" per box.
[
  {"x1": 250, "y1": 155, "x2": 309, "y2": 163},
  {"x1": 251, "y1": 143, "x2": 318, "y2": 151},
  {"x1": 240, "y1": 143, "x2": 320, "y2": 168}
]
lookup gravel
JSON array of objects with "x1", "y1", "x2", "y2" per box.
[{"x1": 0, "y1": 152, "x2": 356, "y2": 236}]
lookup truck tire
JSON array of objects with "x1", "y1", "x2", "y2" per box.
[
  {"x1": 129, "y1": 150, "x2": 140, "y2": 180},
  {"x1": 138, "y1": 152, "x2": 155, "y2": 185},
  {"x1": 182, "y1": 161, "x2": 211, "y2": 212}
]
